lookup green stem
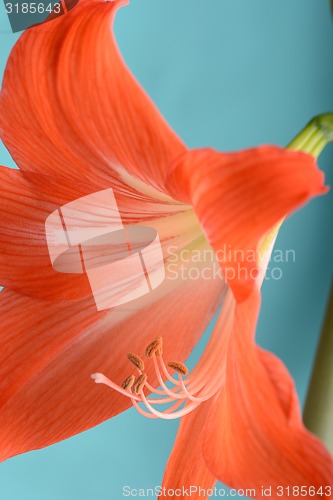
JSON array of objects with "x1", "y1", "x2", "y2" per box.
[
  {"x1": 288, "y1": 114, "x2": 333, "y2": 451},
  {"x1": 304, "y1": 284, "x2": 333, "y2": 454},
  {"x1": 288, "y1": 113, "x2": 333, "y2": 157}
]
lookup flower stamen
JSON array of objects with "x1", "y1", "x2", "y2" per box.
[
  {"x1": 127, "y1": 352, "x2": 145, "y2": 371},
  {"x1": 145, "y1": 336, "x2": 163, "y2": 358},
  {"x1": 92, "y1": 335, "x2": 224, "y2": 420},
  {"x1": 121, "y1": 375, "x2": 135, "y2": 391},
  {"x1": 167, "y1": 361, "x2": 189, "y2": 376},
  {"x1": 132, "y1": 373, "x2": 148, "y2": 395}
]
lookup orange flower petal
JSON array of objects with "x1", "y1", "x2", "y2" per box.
[
  {"x1": 202, "y1": 289, "x2": 333, "y2": 494},
  {"x1": 166, "y1": 147, "x2": 327, "y2": 301},
  {"x1": 0, "y1": 166, "x2": 94, "y2": 299},
  {"x1": 0, "y1": 0, "x2": 185, "y2": 193},
  {"x1": 160, "y1": 291, "x2": 237, "y2": 499},
  {"x1": 0, "y1": 263, "x2": 224, "y2": 461},
  {"x1": 0, "y1": 166, "x2": 197, "y2": 300},
  {"x1": 160, "y1": 401, "x2": 216, "y2": 500}
]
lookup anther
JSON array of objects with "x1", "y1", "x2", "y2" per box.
[
  {"x1": 121, "y1": 375, "x2": 135, "y2": 391},
  {"x1": 168, "y1": 361, "x2": 189, "y2": 376},
  {"x1": 127, "y1": 352, "x2": 145, "y2": 371},
  {"x1": 132, "y1": 373, "x2": 148, "y2": 395},
  {"x1": 145, "y1": 337, "x2": 163, "y2": 358}
]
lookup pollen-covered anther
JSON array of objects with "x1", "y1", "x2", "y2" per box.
[
  {"x1": 121, "y1": 375, "x2": 135, "y2": 391},
  {"x1": 92, "y1": 337, "x2": 223, "y2": 419},
  {"x1": 127, "y1": 352, "x2": 145, "y2": 371},
  {"x1": 132, "y1": 373, "x2": 148, "y2": 395},
  {"x1": 167, "y1": 361, "x2": 189, "y2": 376},
  {"x1": 145, "y1": 336, "x2": 163, "y2": 358}
]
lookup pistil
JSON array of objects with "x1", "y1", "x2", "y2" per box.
[{"x1": 91, "y1": 335, "x2": 224, "y2": 420}]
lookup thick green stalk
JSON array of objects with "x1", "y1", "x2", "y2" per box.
[
  {"x1": 288, "y1": 113, "x2": 333, "y2": 157},
  {"x1": 304, "y1": 285, "x2": 333, "y2": 454},
  {"x1": 288, "y1": 114, "x2": 333, "y2": 451}
]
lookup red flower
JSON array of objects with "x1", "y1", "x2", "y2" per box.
[{"x1": 0, "y1": 0, "x2": 331, "y2": 496}]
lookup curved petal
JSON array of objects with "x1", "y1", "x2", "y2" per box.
[
  {"x1": 159, "y1": 400, "x2": 216, "y2": 500},
  {"x1": 0, "y1": 252, "x2": 225, "y2": 461},
  {"x1": 0, "y1": 167, "x2": 198, "y2": 300},
  {"x1": 166, "y1": 147, "x2": 327, "y2": 301},
  {"x1": 160, "y1": 292, "x2": 238, "y2": 500},
  {"x1": 0, "y1": 0, "x2": 186, "y2": 195},
  {"x1": 202, "y1": 289, "x2": 333, "y2": 495},
  {"x1": 0, "y1": 167, "x2": 92, "y2": 299}
]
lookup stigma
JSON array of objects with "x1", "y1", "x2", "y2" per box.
[{"x1": 91, "y1": 336, "x2": 222, "y2": 420}]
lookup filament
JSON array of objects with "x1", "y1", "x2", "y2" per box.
[{"x1": 91, "y1": 304, "x2": 232, "y2": 420}]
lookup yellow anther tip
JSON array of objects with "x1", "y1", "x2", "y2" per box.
[
  {"x1": 168, "y1": 361, "x2": 189, "y2": 376},
  {"x1": 145, "y1": 336, "x2": 163, "y2": 358},
  {"x1": 127, "y1": 352, "x2": 145, "y2": 371}
]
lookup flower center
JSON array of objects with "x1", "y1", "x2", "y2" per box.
[{"x1": 91, "y1": 332, "x2": 226, "y2": 420}]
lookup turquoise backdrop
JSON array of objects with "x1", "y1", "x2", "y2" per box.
[{"x1": 0, "y1": 1, "x2": 332, "y2": 499}]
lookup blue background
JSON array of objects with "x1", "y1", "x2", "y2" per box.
[{"x1": 0, "y1": 0, "x2": 332, "y2": 499}]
